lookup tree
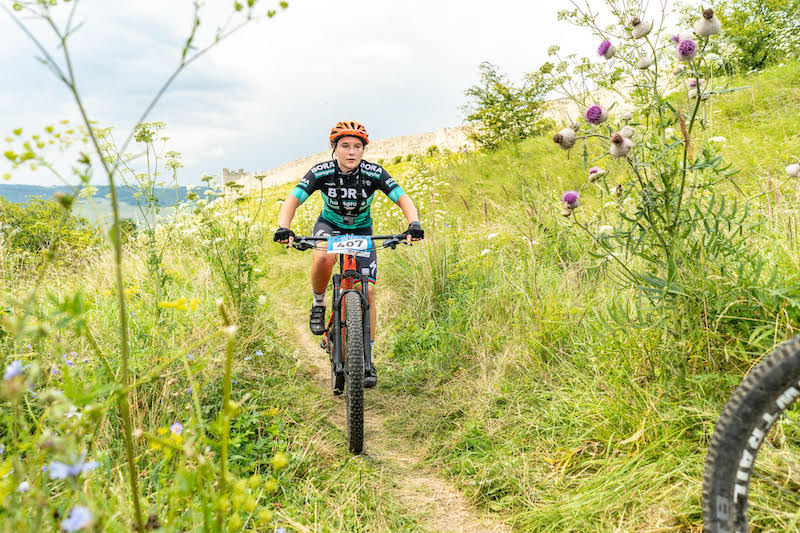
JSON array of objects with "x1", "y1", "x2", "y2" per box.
[{"x1": 462, "y1": 62, "x2": 553, "y2": 150}]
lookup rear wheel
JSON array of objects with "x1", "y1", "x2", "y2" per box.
[
  {"x1": 344, "y1": 291, "x2": 364, "y2": 454},
  {"x1": 703, "y1": 335, "x2": 800, "y2": 532}
]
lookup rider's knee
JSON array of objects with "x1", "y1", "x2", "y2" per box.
[
  {"x1": 312, "y1": 251, "x2": 337, "y2": 268},
  {"x1": 367, "y1": 284, "x2": 375, "y2": 300}
]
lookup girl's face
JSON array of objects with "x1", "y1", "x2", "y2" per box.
[{"x1": 334, "y1": 136, "x2": 364, "y2": 172}]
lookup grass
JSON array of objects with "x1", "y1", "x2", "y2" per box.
[{"x1": 2, "y1": 60, "x2": 799, "y2": 531}]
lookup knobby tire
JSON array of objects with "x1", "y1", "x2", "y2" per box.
[
  {"x1": 344, "y1": 291, "x2": 364, "y2": 454},
  {"x1": 703, "y1": 335, "x2": 800, "y2": 532}
]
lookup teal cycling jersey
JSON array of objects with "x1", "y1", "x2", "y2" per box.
[{"x1": 290, "y1": 159, "x2": 406, "y2": 229}]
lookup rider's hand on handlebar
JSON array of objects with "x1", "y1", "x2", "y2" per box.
[
  {"x1": 403, "y1": 221, "x2": 424, "y2": 244},
  {"x1": 273, "y1": 226, "x2": 295, "y2": 245}
]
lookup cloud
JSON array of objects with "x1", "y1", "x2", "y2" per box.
[{"x1": 1, "y1": 0, "x2": 601, "y2": 186}]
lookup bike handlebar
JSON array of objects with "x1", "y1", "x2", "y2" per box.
[{"x1": 288, "y1": 234, "x2": 411, "y2": 251}]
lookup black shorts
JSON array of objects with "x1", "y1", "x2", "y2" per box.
[{"x1": 312, "y1": 217, "x2": 377, "y2": 284}]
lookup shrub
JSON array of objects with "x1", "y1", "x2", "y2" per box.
[
  {"x1": 0, "y1": 196, "x2": 100, "y2": 263},
  {"x1": 717, "y1": 0, "x2": 800, "y2": 70},
  {"x1": 462, "y1": 61, "x2": 552, "y2": 150},
  {"x1": 392, "y1": 155, "x2": 402, "y2": 164}
]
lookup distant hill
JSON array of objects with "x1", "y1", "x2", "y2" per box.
[{"x1": 0, "y1": 184, "x2": 195, "y2": 205}]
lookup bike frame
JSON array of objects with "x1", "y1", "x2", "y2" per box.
[
  {"x1": 327, "y1": 252, "x2": 371, "y2": 377},
  {"x1": 290, "y1": 234, "x2": 407, "y2": 378}
]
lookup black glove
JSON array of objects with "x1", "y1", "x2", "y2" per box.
[
  {"x1": 403, "y1": 221, "x2": 424, "y2": 240},
  {"x1": 273, "y1": 226, "x2": 295, "y2": 242}
]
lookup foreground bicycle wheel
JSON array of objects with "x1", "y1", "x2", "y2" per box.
[
  {"x1": 703, "y1": 335, "x2": 800, "y2": 532},
  {"x1": 343, "y1": 291, "x2": 364, "y2": 454}
]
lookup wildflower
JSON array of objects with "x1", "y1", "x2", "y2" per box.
[
  {"x1": 60, "y1": 506, "x2": 92, "y2": 531},
  {"x1": 630, "y1": 17, "x2": 652, "y2": 39},
  {"x1": 562, "y1": 190, "x2": 579, "y2": 208},
  {"x1": 694, "y1": 8, "x2": 721, "y2": 37},
  {"x1": 258, "y1": 295, "x2": 267, "y2": 306},
  {"x1": 688, "y1": 88, "x2": 709, "y2": 101},
  {"x1": 620, "y1": 111, "x2": 633, "y2": 121},
  {"x1": 671, "y1": 34, "x2": 681, "y2": 43},
  {"x1": 786, "y1": 161, "x2": 800, "y2": 178},
  {"x1": 687, "y1": 78, "x2": 704, "y2": 89},
  {"x1": 677, "y1": 38, "x2": 698, "y2": 61},
  {"x1": 256, "y1": 350, "x2": 264, "y2": 356},
  {"x1": 480, "y1": 249, "x2": 491, "y2": 256},
  {"x1": 487, "y1": 233, "x2": 498, "y2": 240},
  {"x1": 258, "y1": 509, "x2": 274, "y2": 524},
  {"x1": 553, "y1": 127, "x2": 577, "y2": 150},
  {"x1": 620, "y1": 125, "x2": 635, "y2": 139},
  {"x1": 270, "y1": 451, "x2": 289, "y2": 471},
  {"x1": 709, "y1": 136, "x2": 726, "y2": 145},
  {"x1": 588, "y1": 167, "x2": 605, "y2": 182},
  {"x1": 0, "y1": 444, "x2": 4, "y2": 455},
  {"x1": 598, "y1": 225, "x2": 614, "y2": 236},
  {"x1": 584, "y1": 105, "x2": 608, "y2": 125},
  {"x1": 65, "y1": 406, "x2": 82, "y2": 421},
  {"x1": 186, "y1": 354, "x2": 194, "y2": 361},
  {"x1": 4, "y1": 360, "x2": 23, "y2": 380},
  {"x1": 609, "y1": 133, "x2": 633, "y2": 158},
  {"x1": 48, "y1": 453, "x2": 99, "y2": 480},
  {"x1": 170, "y1": 422, "x2": 183, "y2": 436},
  {"x1": 598, "y1": 40, "x2": 616, "y2": 60},
  {"x1": 17, "y1": 480, "x2": 30, "y2": 493},
  {"x1": 561, "y1": 190, "x2": 579, "y2": 217},
  {"x1": 637, "y1": 56, "x2": 654, "y2": 69}
]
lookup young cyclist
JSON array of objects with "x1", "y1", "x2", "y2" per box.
[{"x1": 273, "y1": 120, "x2": 424, "y2": 387}]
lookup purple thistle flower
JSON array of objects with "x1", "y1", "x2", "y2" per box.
[
  {"x1": 671, "y1": 35, "x2": 680, "y2": 43},
  {"x1": 584, "y1": 105, "x2": 608, "y2": 125},
  {"x1": 562, "y1": 190, "x2": 580, "y2": 208},
  {"x1": 677, "y1": 38, "x2": 698, "y2": 61},
  {"x1": 597, "y1": 40, "x2": 615, "y2": 59}
]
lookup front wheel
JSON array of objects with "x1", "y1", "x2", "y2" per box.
[
  {"x1": 343, "y1": 291, "x2": 364, "y2": 454},
  {"x1": 703, "y1": 335, "x2": 800, "y2": 532}
]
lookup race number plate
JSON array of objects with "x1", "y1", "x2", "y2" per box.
[{"x1": 327, "y1": 234, "x2": 372, "y2": 257}]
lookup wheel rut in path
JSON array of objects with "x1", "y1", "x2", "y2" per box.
[{"x1": 291, "y1": 321, "x2": 511, "y2": 533}]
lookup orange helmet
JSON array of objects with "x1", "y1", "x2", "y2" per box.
[{"x1": 329, "y1": 120, "x2": 369, "y2": 146}]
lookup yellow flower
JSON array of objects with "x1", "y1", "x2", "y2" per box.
[
  {"x1": 257, "y1": 509, "x2": 273, "y2": 524},
  {"x1": 270, "y1": 452, "x2": 289, "y2": 471},
  {"x1": 263, "y1": 478, "x2": 278, "y2": 492},
  {"x1": 227, "y1": 513, "x2": 243, "y2": 531}
]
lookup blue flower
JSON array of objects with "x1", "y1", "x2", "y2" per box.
[
  {"x1": 0, "y1": 444, "x2": 5, "y2": 455},
  {"x1": 187, "y1": 387, "x2": 193, "y2": 394},
  {"x1": 60, "y1": 505, "x2": 92, "y2": 531},
  {"x1": 52, "y1": 366, "x2": 61, "y2": 376},
  {"x1": 4, "y1": 360, "x2": 24, "y2": 380},
  {"x1": 17, "y1": 480, "x2": 30, "y2": 493},
  {"x1": 256, "y1": 350, "x2": 264, "y2": 356},
  {"x1": 48, "y1": 453, "x2": 99, "y2": 480},
  {"x1": 187, "y1": 354, "x2": 194, "y2": 361},
  {"x1": 170, "y1": 422, "x2": 183, "y2": 436}
]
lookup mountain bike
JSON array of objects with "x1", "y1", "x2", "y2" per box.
[
  {"x1": 703, "y1": 335, "x2": 800, "y2": 532},
  {"x1": 290, "y1": 233, "x2": 409, "y2": 454}
]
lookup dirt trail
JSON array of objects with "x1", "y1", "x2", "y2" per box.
[{"x1": 292, "y1": 321, "x2": 512, "y2": 533}]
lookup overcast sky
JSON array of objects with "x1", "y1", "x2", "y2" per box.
[{"x1": 1, "y1": 0, "x2": 604, "y2": 186}]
